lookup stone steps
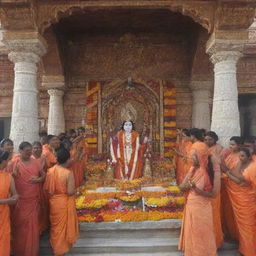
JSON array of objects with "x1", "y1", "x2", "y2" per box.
[{"x1": 40, "y1": 220, "x2": 238, "y2": 256}]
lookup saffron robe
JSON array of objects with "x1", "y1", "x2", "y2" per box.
[
  {"x1": 12, "y1": 158, "x2": 41, "y2": 256},
  {"x1": 42, "y1": 144, "x2": 57, "y2": 169},
  {"x1": 69, "y1": 140, "x2": 88, "y2": 189},
  {"x1": 221, "y1": 152, "x2": 240, "y2": 240},
  {"x1": 6, "y1": 153, "x2": 20, "y2": 173},
  {"x1": 115, "y1": 130, "x2": 140, "y2": 179},
  {"x1": 44, "y1": 165, "x2": 79, "y2": 255},
  {"x1": 31, "y1": 155, "x2": 49, "y2": 234},
  {"x1": 0, "y1": 171, "x2": 11, "y2": 256},
  {"x1": 209, "y1": 144, "x2": 224, "y2": 248},
  {"x1": 175, "y1": 139, "x2": 192, "y2": 185},
  {"x1": 229, "y1": 162, "x2": 256, "y2": 256},
  {"x1": 179, "y1": 142, "x2": 217, "y2": 256}
]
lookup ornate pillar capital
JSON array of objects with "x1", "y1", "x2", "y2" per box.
[
  {"x1": 48, "y1": 89, "x2": 64, "y2": 97},
  {"x1": 2, "y1": 31, "x2": 47, "y2": 64},
  {"x1": 206, "y1": 30, "x2": 247, "y2": 53},
  {"x1": 42, "y1": 75, "x2": 65, "y2": 89}
]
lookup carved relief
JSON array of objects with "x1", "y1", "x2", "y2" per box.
[
  {"x1": 0, "y1": 7, "x2": 36, "y2": 30},
  {"x1": 37, "y1": 1, "x2": 215, "y2": 33},
  {"x1": 216, "y1": 6, "x2": 255, "y2": 30}
]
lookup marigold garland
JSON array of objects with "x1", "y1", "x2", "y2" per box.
[
  {"x1": 76, "y1": 197, "x2": 109, "y2": 209},
  {"x1": 78, "y1": 210, "x2": 183, "y2": 222}
]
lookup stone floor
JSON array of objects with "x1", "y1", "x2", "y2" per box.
[{"x1": 40, "y1": 220, "x2": 240, "y2": 256}]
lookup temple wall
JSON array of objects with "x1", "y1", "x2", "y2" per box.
[{"x1": 1, "y1": 36, "x2": 256, "y2": 134}]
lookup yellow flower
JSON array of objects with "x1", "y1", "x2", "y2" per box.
[
  {"x1": 145, "y1": 197, "x2": 172, "y2": 207},
  {"x1": 118, "y1": 195, "x2": 141, "y2": 202},
  {"x1": 166, "y1": 186, "x2": 181, "y2": 193},
  {"x1": 173, "y1": 196, "x2": 185, "y2": 206},
  {"x1": 76, "y1": 196, "x2": 109, "y2": 209}
]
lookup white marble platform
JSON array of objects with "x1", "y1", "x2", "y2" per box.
[{"x1": 40, "y1": 219, "x2": 238, "y2": 256}]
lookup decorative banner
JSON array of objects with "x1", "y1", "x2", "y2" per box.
[
  {"x1": 85, "y1": 81, "x2": 101, "y2": 156},
  {"x1": 163, "y1": 81, "x2": 176, "y2": 158}
]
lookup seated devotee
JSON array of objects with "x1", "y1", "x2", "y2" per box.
[
  {"x1": 44, "y1": 147, "x2": 79, "y2": 256},
  {"x1": 204, "y1": 131, "x2": 223, "y2": 248},
  {"x1": 223, "y1": 147, "x2": 256, "y2": 256},
  {"x1": 0, "y1": 150, "x2": 18, "y2": 256},
  {"x1": 12, "y1": 141, "x2": 45, "y2": 256},
  {"x1": 32, "y1": 141, "x2": 48, "y2": 234},
  {"x1": 39, "y1": 131, "x2": 48, "y2": 146},
  {"x1": 221, "y1": 136, "x2": 243, "y2": 240},
  {"x1": 42, "y1": 135, "x2": 60, "y2": 169},
  {"x1": 178, "y1": 128, "x2": 220, "y2": 256},
  {"x1": 172, "y1": 128, "x2": 192, "y2": 185}
]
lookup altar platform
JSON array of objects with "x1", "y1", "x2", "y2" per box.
[{"x1": 40, "y1": 219, "x2": 239, "y2": 256}]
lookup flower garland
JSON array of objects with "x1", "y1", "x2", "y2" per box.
[
  {"x1": 76, "y1": 197, "x2": 109, "y2": 209},
  {"x1": 78, "y1": 210, "x2": 183, "y2": 222}
]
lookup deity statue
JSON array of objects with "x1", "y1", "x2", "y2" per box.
[{"x1": 110, "y1": 120, "x2": 149, "y2": 180}]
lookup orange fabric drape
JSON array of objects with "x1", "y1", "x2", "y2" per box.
[
  {"x1": 6, "y1": 153, "x2": 20, "y2": 173},
  {"x1": 175, "y1": 139, "x2": 192, "y2": 185},
  {"x1": 44, "y1": 165, "x2": 79, "y2": 255},
  {"x1": 0, "y1": 171, "x2": 11, "y2": 256},
  {"x1": 229, "y1": 162, "x2": 256, "y2": 256},
  {"x1": 31, "y1": 155, "x2": 49, "y2": 234},
  {"x1": 116, "y1": 130, "x2": 139, "y2": 179},
  {"x1": 179, "y1": 142, "x2": 217, "y2": 256},
  {"x1": 221, "y1": 152, "x2": 240, "y2": 240},
  {"x1": 209, "y1": 144, "x2": 224, "y2": 248},
  {"x1": 42, "y1": 144, "x2": 57, "y2": 169},
  {"x1": 69, "y1": 140, "x2": 88, "y2": 189},
  {"x1": 12, "y1": 158, "x2": 41, "y2": 256},
  {"x1": 133, "y1": 142, "x2": 147, "y2": 179}
]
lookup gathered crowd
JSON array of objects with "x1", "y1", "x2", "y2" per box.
[
  {"x1": 0, "y1": 127, "x2": 88, "y2": 256},
  {"x1": 174, "y1": 128, "x2": 256, "y2": 256},
  {"x1": 0, "y1": 126, "x2": 256, "y2": 256}
]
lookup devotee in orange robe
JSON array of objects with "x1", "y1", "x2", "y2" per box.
[
  {"x1": 223, "y1": 147, "x2": 256, "y2": 256},
  {"x1": 12, "y1": 142, "x2": 45, "y2": 256},
  {"x1": 173, "y1": 129, "x2": 192, "y2": 185},
  {"x1": 221, "y1": 136, "x2": 242, "y2": 240},
  {"x1": 32, "y1": 141, "x2": 48, "y2": 234},
  {"x1": 0, "y1": 150, "x2": 18, "y2": 256},
  {"x1": 204, "y1": 131, "x2": 224, "y2": 248},
  {"x1": 69, "y1": 129, "x2": 88, "y2": 188},
  {"x1": 44, "y1": 147, "x2": 79, "y2": 256},
  {"x1": 42, "y1": 135, "x2": 60, "y2": 169},
  {"x1": 179, "y1": 128, "x2": 219, "y2": 256}
]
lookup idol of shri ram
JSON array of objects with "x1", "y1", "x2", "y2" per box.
[{"x1": 110, "y1": 120, "x2": 148, "y2": 180}]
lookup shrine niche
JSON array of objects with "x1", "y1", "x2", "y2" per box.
[
  {"x1": 84, "y1": 79, "x2": 177, "y2": 160},
  {"x1": 101, "y1": 80, "x2": 160, "y2": 156}
]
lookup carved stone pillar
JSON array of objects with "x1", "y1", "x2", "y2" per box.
[
  {"x1": 191, "y1": 81, "x2": 212, "y2": 130},
  {"x1": 3, "y1": 32, "x2": 47, "y2": 150},
  {"x1": 47, "y1": 89, "x2": 65, "y2": 135},
  {"x1": 207, "y1": 33, "x2": 245, "y2": 146}
]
